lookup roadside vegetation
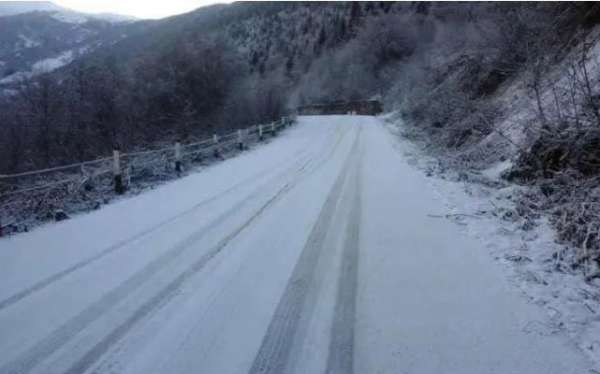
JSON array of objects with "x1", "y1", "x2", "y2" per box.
[{"x1": 2, "y1": 2, "x2": 600, "y2": 277}]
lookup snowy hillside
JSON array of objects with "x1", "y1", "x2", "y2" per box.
[
  {"x1": 0, "y1": 1, "x2": 63, "y2": 16},
  {"x1": 0, "y1": 1, "x2": 136, "y2": 22},
  {"x1": 0, "y1": 1, "x2": 138, "y2": 87}
]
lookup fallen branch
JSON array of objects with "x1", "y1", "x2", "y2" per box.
[{"x1": 427, "y1": 213, "x2": 482, "y2": 219}]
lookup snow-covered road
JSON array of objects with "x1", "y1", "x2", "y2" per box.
[{"x1": 0, "y1": 116, "x2": 593, "y2": 374}]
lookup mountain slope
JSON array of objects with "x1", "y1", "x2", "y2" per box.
[
  {"x1": 0, "y1": 2, "x2": 490, "y2": 173},
  {"x1": 0, "y1": 1, "x2": 136, "y2": 21},
  {"x1": 0, "y1": 1, "x2": 138, "y2": 85},
  {"x1": 0, "y1": 1, "x2": 63, "y2": 16}
]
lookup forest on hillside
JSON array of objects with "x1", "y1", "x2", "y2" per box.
[
  {"x1": 0, "y1": 2, "x2": 595, "y2": 172},
  {"x1": 2, "y1": 2, "x2": 600, "y2": 262}
]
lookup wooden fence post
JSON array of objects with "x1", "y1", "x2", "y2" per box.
[
  {"x1": 259, "y1": 124, "x2": 264, "y2": 141},
  {"x1": 175, "y1": 142, "x2": 182, "y2": 173},
  {"x1": 113, "y1": 150, "x2": 125, "y2": 195},
  {"x1": 271, "y1": 122, "x2": 277, "y2": 136},
  {"x1": 213, "y1": 134, "x2": 220, "y2": 158},
  {"x1": 238, "y1": 129, "x2": 244, "y2": 150}
]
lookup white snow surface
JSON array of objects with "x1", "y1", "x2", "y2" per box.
[
  {"x1": 50, "y1": 11, "x2": 89, "y2": 24},
  {"x1": 0, "y1": 2, "x2": 135, "y2": 23},
  {"x1": 32, "y1": 50, "x2": 74, "y2": 73},
  {"x1": 386, "y1": 118, "x2": 600, "y2": 371},
  {"x1": 481, "y1": 159, "x2": 513, "y2": 180},
  {"x1": 0, "y1": 70, "x2": 30, "y2": 85},
  {"x1": 0, "y1": 50, "x2": 77, "y2": 85},
  {"x1": 17, "y1": 34, "x2": 42, "y2": 49},
  {"x1": 0, "y1": 115, "x2": 597, "y2": 374}
]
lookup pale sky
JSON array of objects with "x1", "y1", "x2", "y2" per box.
[{"x1": 53, "y1": 0, "x2": 226, "y2": 19}]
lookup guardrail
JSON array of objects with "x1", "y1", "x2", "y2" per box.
[{"x1": 0, "y1": 116, "x2": 295, "y2": 236}]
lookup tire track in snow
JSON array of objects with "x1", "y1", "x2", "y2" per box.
[
  {"x1": 0, "y1": 145, "x2": 310, "y2": 313},
  {"x1": 0, "y1": 153, "x2": 314, "y2": 374},
  {"x1": 61, "y1": 178, "x2": 299, "y2": 374},
  {"x1": 1, "y1": 196, "x2": 252, "y2": 374},
  {"x1": 326, "y1": 131, "x2": 362, "y2": 374},
  {"x1": 85, "y1": 122, "x2": 354, "y2": 374},
  {"x1": 0, "y1": 174, "x2": 253, "y2": 312},
  {"x1": 61, "y1": 127, "x2": 352, "y2": 374},
  {"x1": 248, "y1": 129, "x2": 360, "y2": 374},
  {"x1": 1, "y1": 123, "x2": 348, "y2": 374}
]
